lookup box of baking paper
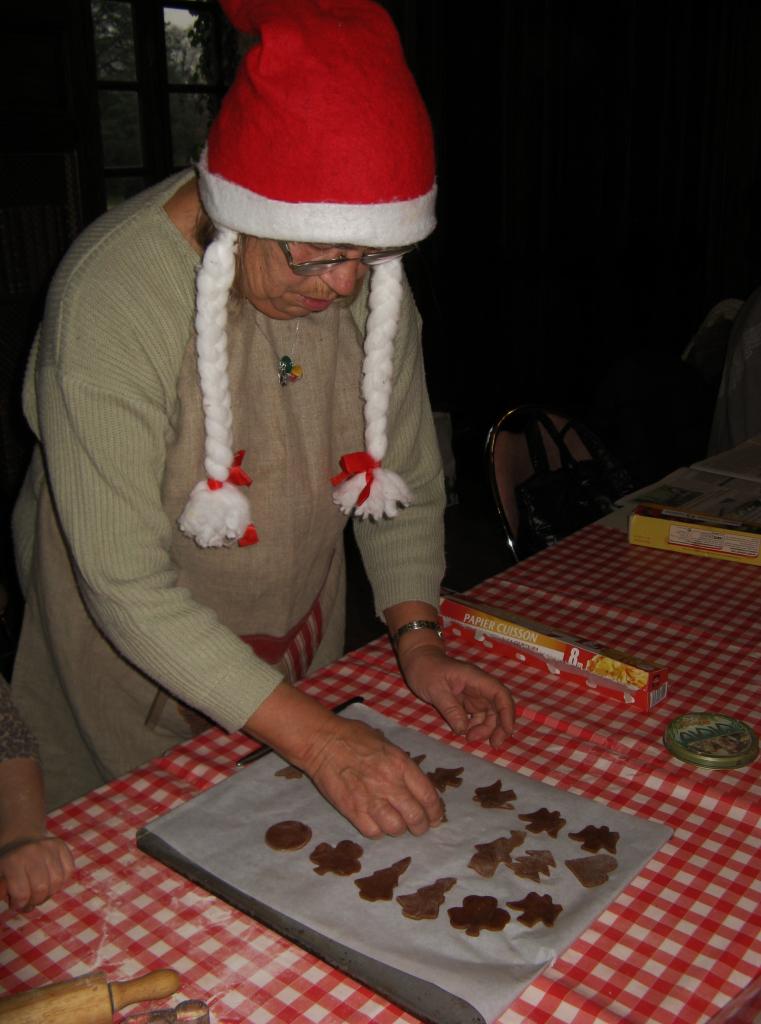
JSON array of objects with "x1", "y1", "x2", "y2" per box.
[
  {"x1": 439, "y1": 592, "x2": 668, "y2": 711},
  {"x1": 628, "y1": 503, "x2": 761, "y2": 567}
]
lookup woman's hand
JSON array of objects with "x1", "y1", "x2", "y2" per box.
[
  {"x1": 299, "y1": 717, "x2": 444, "y2": 838},
  {"x1": 399, "y1": 644, "x2": 515, "y2": 748},
  {"x1": 0, "y1": 835, "x2": 75, "y2": 912},
  {"x1": 384, "y1": 601, "x2": 515, "y2": 748},
  {"x1": 245, "y1": 683, "x2": 443, "y2": 839}
]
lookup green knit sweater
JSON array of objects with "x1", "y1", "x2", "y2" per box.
[{"x1": 13, "y1": 173, "x2": 446, "y2": 738}]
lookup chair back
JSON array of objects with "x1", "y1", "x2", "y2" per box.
[{"x1": 486, "y1": 405, "x2": 632, "y2": 561}]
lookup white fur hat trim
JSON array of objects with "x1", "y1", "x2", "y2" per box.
[{"x1": 198, "y1": 148, "x2": 437, "y2": 248}]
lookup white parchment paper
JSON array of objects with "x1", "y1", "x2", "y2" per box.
[{"x1": 142, "y1": 705, "x2": 671, "y2": 1023}]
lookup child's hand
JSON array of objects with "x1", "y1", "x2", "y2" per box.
[{"x1": 0, "y1": 835, "x2": 75, "y2": 911}]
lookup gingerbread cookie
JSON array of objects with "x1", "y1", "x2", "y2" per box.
[
  {"x1": 565, "y1": 854, "x2": 618, "y2": 888},
  {"x1": 468, "y1": 832, "x2": 526, "y2": 878},
  {"x1": 448, "y1": 895, "x2": 510, "y2": 937},
  {"x1": 568, "y1": 825, "x2": 619, "y2": 854},
  {"x1": 355, "y1": 857, "x2": 411, "y2": 901},
  {"x1": 518, "y1": 807, "x2": 566, "y2": 837},
  {"x1": 506, "y1": 892, "x2": 563, "y2": 927},
  {"x1": 309, "y1": 840, "x2": 364, "y2": 876},
  {"x1": 274, "y1": 765, "x2": 304, "y2": 779},
  {"x1": 265, "y1": 820, "x2": 312, "y2": 851},
  {"x1": 397, "y1": 877, "x2": 456, "y2": 920},
  {"x1": 403, "y1": 751, "x2": 427, "y2": 766},
  {"x1": 426, "y1": 766, "x2": 464, "y2": 792},
  {"x1": 473, "y1": 780, "x2": 517, "y2": 809},
  {"x1": 508, "y1": 849, "x2": 556, "y2": 882}
]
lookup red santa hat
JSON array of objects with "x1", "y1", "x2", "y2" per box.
[{"x1": 178, "y1": 0, "x2": 437, "y2": 548}]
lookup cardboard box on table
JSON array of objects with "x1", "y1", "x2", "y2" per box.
[
  {"x1": 628, "y1": 503, "x2": 761, "y2": 567},
  {"x1": 439, "y1": 592, "x2": 668, "y2": 711}
]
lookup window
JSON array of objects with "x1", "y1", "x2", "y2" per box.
[{"x1": 89, "y1": 0, "x2": 239, "y2": 209}]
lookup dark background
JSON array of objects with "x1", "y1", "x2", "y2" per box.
[
  {"x1": 2, "y1": 0, "x2": 761, "y2": 653},
  {"x1": 387, "y1": 1, "x2": 761, "y2": 503}
]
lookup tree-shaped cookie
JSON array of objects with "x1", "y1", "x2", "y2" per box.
[
  {"x1": 355, "y1": 857, "x2": 411, "y2": 901},
  {"x1": 448, "y1": 895, "x2": 510, "y2": 936},
  {"x1": 397, "y1": 877, "x2": 456, "y2": 920},
  {"x1": 473, "y1": 780, "x2": 517, "y2": 809},
  {"x1": 508, "y1": 850, "x2": 556, "y2": 882},
  {"x1": 468, "y1": 832, "x2": 526, "y2": 878}
]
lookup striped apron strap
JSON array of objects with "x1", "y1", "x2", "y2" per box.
[{"x1": 240, "y1": 593, "x2": 324, "y2": 682}]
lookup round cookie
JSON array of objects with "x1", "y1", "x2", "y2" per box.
[{"x1": 265, "y1": 820, "x2": 313, "y2": 852}]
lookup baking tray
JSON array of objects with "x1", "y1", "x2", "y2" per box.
[
  {"x1": 137, "y1": 704, "x2": 672, "y2": 1023},
  {"x1": 137, "y1": 827, "x2": 485, "y2": 1024}
]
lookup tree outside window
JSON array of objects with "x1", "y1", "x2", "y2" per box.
[{"x1": 90, "y1": 0, "x2": 239, "y2": 209}]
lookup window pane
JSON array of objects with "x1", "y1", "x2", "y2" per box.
[
  {"x1": 105, "y1": 176, "x2": 145, "y2": 209},
  {"x1": 91, "y1": 0, "x2": 136, "y2": 81},
  {"x1": 165, "y1": 8, "x2": 218, "y2": 85},
  {"x1": 169, "y1": 92, "x2": 214, "y2": 166},
  {"x1": 99, "y1": 90, "x2": 142, "y2": 167}
]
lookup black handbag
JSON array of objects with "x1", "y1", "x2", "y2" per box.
[{"x1": 514, "y1": 412, "x2": 632, "y2": 557}]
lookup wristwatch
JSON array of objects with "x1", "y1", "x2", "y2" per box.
[{"x1": 391, "y1": 619, "x2": 443, "y2": 649}]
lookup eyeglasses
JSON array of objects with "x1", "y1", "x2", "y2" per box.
[{"x1": 277, "y1": 239, "x2": 416, "y2": 277}]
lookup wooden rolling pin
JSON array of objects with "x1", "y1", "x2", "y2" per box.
[{"x1": 0, "y1": 968, "x2": 181, "y2": 1024}]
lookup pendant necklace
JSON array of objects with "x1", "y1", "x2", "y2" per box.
[
  {"x1": 278, "y1": 354, "x2": 303, "y2": 386},
  {"x1": 278, "y1": 322, "x2": 303, "y2": 387}
]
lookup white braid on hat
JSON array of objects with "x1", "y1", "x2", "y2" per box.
[
  {"x1": 178, "y1": 232, "x2": 412, "y2": 547},
  {"x1": 332, "y1": 259, "x2": 412, "y2": 519},
  {"x1": 178, "y1": 228, "x2": 257, "y2": 548}
]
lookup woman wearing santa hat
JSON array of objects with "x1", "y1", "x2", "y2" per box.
[{"x1": 11, "y1": 0, "x2": 514, "y2": 834}]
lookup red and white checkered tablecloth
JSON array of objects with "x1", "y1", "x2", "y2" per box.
[{"x1": 2, "y1": 524, "x2": 761, "y2": 1024}]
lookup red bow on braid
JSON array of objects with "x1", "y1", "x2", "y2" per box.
[
  {"x1": 206, "y1": 450, "x2": 252, "y2": 490},
  {"x1": 331, "y1": 451, "x2": 380, "y2": 506},
  {"x1": 207, "y1": 450, "x2": 258, "y2": 547}
]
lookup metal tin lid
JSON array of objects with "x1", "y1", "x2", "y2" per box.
[{"x1": 664, "y1": 712, "x2": 759, "y2": 769}]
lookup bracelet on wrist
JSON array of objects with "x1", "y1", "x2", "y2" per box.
[{"x1": 391, "y1": 619, "x2": 443, "y2": 649}]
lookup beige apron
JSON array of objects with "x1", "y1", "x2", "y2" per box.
[{"x1": 12, "y1": 298, "x2": 365, "y2": 808}]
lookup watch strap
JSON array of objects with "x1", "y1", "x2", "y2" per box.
[{"x1": 391, "y1": 619, "x2": 443, "y2": 648}]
